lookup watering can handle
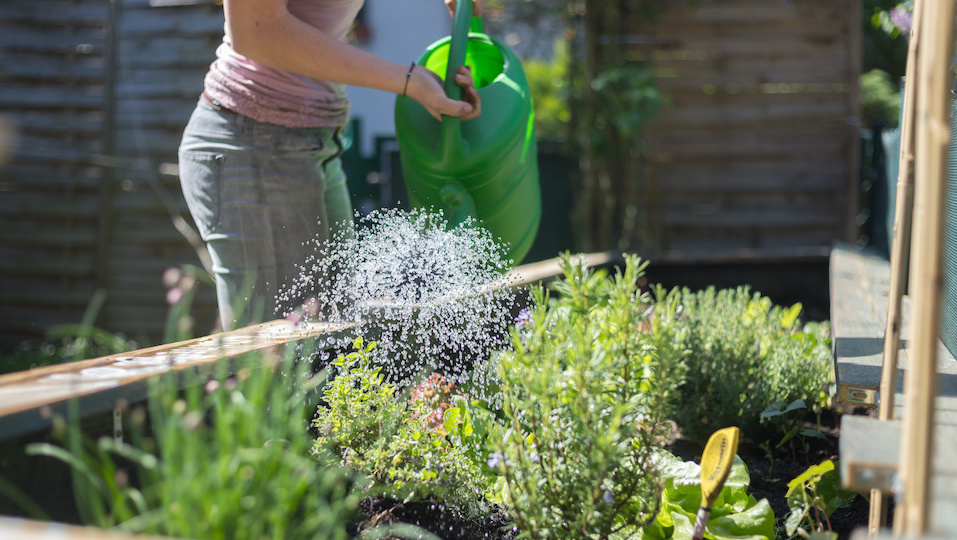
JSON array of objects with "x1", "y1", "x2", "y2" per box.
[
  {"x1": 440, "y1": 0, "x2": 475, "y2": 163},
  {"x1": 443, "y1": 0, "x2": 474, "y2": 102}
]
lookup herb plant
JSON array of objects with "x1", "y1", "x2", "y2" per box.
[
  {"x1": 26, "y1": 344, "x2": 360, "y2": 539},
  {"x1": 658, "y1": 286, "x2": 832, "y2": 444},
  {"x1": 492, "y1": 253, "x2": 688, "y2": 539},
  {"x1": 312, "y1": 338, "x2": 495, "y2": 517}
]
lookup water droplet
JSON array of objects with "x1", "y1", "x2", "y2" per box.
[{"x1": 278, "y1": 209, "x2": 516, "y2": 401}]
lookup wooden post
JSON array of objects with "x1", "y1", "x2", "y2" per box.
[
  {"x1": 895, "y1": 0, "x2": 953, "y2": 534},
  {"x1": 871, "y1": 0, "x2": 922, "y2": 531}
]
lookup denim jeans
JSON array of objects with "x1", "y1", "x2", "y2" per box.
[{"x1": 178, "y1": 98, "x2": 354, "y2": 329}]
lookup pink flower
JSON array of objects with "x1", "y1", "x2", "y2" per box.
[{"x1": 409, "y1": 373, "x2": 457, "y2": 434}]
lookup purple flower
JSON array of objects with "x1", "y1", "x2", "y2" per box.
[
  {"x1": 515, "y1": 308, "x2": 532, "y2": 330},
  {"x1": 890, "y1": 6, "x2": 912, "y2": 34},
  {"x1": 487, "y1": 452, "x2": 505, "y2": 469}
]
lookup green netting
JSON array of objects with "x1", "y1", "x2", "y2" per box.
[{"x1": 943, "y1": 95, "x2": 957, "y2": 358}]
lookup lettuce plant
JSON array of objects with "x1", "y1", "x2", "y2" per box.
[
  {"x1": 638, "y1": 451, "x2": 776, "y2": 540},
  {"x1": 492, "y1": 253, "x2": 688, "y2": 539}
]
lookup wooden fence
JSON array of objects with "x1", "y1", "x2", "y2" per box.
[
  {"x1": 0, "y1": 0, "x2": 862, "y2": 349},
  {"x1": 632, "y1": 0, "x2": 860, "y2": 253},
  {"x1": 0, "y1": 0, "x2": 223, "y2": 349}
]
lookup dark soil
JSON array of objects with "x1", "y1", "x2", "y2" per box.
[{"x1": 353, "y1": 409, "x2": 873, "y2": 540}]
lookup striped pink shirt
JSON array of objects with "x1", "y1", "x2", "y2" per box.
[{"x1": 204, "y1": 0, "x2": 365, "y2": 128}]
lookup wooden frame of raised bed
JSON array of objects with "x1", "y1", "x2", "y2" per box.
[{"x1": 835, "y1": 1, "x2": 957, "y2": 537}]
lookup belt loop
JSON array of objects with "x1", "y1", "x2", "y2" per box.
[{"x1": 321, "y1": 127, "x2": 346, "y2": 168}]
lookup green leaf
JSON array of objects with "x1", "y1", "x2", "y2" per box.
[
  {"x1": 786, "y1": 460, "x2": 835, "y2": 496},
  {"x1": 760, "y1": 399, "x2": 806, "y2": 419},
  {"x1": 780, "y1": 303, "x2": 803, "y2": 330},
  {"x1": 706, "y1": 498, "x2": 776, "y2": 540},
  {"x1": 785, "y1": 504, "x2": 808, "y2": 536},
  {"x1": 776, "y1": 426, "x2": 801, "y2": 447},
  {"x1": 799, "y1": 428, "x2": 827, "y2": 440},
  {"x1": 813, "y1": 462, "x2": 859, "y2": 515}
]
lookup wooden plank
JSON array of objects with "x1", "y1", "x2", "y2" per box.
[
  {"x1": 630, "y1": 37, "x2": 844, "y2": 62},
  {"x1": 651, "y1": 99, "x2": 848, "y2": 128},
  {"x1": 0, "y1": 254, "x2": 96, "y2": 278},
  {"x1": 652, "y1": 129, "x2": 849, "y2": 150},
  {"x1": 840, "y1": 418, "x2": 957, "y2": 534},
  {"x1": 840, "y1": 415, "x2": 900, "y2": 492},
  {"x1": 0, "y1": 284, "x2": 99, "y2": 308},
  {"x1": 0, "y1": 198, "x2": 102, "y2": 220},
  {"x1": 0, "y1": 88, "x2": 105, "y2": 110},
  {"x1": 653, "y1": 56, "x2": 848, "y2": 75},
  {"x1": 653, "y1": 162, "x2": 844, "y2": 194},
  {"x1": 656, "y1": 3, "x2": 843, "y2": 24},
  {"x1": 659, "y1": 204, "x2": 846, "y2": 227},
  {"x1": 2, "y1": 114, "x2": 106, "y2": 138},
  {"x1": 829, "y1": 244, "x2": 891, "y2": 405},
  {"x1": 116, "y1": 38, "x2": 219, "y2": 69},
  {"x1": 654, "y1": 68, "x2": 849, "y2": 89},
  {"x1": 0, "y1": 227, "x2": 97, "y2": 248},
  {"x1": 0, "y1": 2, "x2": 108, "y2": 26},
  {"x1": 852, "y1": 532, "x2": 952, "y2": 540},
  {"x1": 0, "y1": 28, "x2": 106, "y2": 53},
  {"x1": 665, "y1": 233, "x2": 837, "y2": 253},
  {"x1": 0, "y1": 166, "x2": 105, "y2": 189},
  {"x1": 638, "y1": 17, "x2": 846, "y2": 41},
  {"x1": 650, "y1": 143, "x2": 845, "y2": 163},
  {"x1": 653, "y1": 88, "x2": 850, "y2": 109},
  {"x1": 0, "y1": 320, "x2": 353, "y2": 440},
  {"x1": 119, "y1": 7, "x2": 225, "y2": 37},
  {"x1": 0, "y1": 517, "x2": 178, "y2": 540}
]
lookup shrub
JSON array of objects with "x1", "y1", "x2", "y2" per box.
[
  {"x1": 492, "y1": 253, "x2": 688, "y2": 539},
  {"x1": 312, "y1": 338, "x2": 495, "y2": 517},
  {"x1": 658, "y1": 286, "x2": 832, "y2": 444}
]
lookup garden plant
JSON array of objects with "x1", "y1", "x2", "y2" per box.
[{"x1": 1, "y1": 234, "x2": 843, "y2": 539}]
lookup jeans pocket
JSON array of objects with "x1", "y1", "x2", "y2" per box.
[{"x1": 178, "y1": 150, "x2": 225, "y2": 238}]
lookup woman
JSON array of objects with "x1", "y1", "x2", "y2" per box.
[{"x1": 178, "y1": 0, "x2": 484, "y2": 329}]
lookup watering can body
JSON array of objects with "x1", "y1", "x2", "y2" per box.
[{"x1": 394, "y1": 3, "x2": 540, "y2": 265}]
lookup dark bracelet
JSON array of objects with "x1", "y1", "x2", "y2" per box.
[{"x1": 403, "y1": 61, "x2": 415, "y2": 96}]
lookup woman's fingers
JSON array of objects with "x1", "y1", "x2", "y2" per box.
[
  {"x1": 407, "y1": 65, "x2": 481, "y2": 121},
  {"x1": 454, "y1": 66, "x2": 481, "y2": 121},
  {"x1": 445, "y1": 0, "x2": 484, "y2": 18}
]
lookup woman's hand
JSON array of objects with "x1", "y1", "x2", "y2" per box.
[
  {"x1": 406, "y1": 64, "x2": 482, "y2": 122},
  {"x1": 445, "y1": 0, "x2": 486, "y2": 18}
]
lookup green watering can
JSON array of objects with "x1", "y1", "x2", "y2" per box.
[{"x1": 394, "y1": 0, "x2": 540, "y2": 265}]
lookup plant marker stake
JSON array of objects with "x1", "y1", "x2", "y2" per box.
[{"x1": 692, "y1": 426, "x2": 740, "y2": 540}]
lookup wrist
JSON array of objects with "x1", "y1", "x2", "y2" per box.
[{"x1": 402, "y1": 61, "x2": 416, "y2": 96}]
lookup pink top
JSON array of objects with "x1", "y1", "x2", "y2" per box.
[{"x1": 204, "y1": 0, "x2": 365, "y2": 128}]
